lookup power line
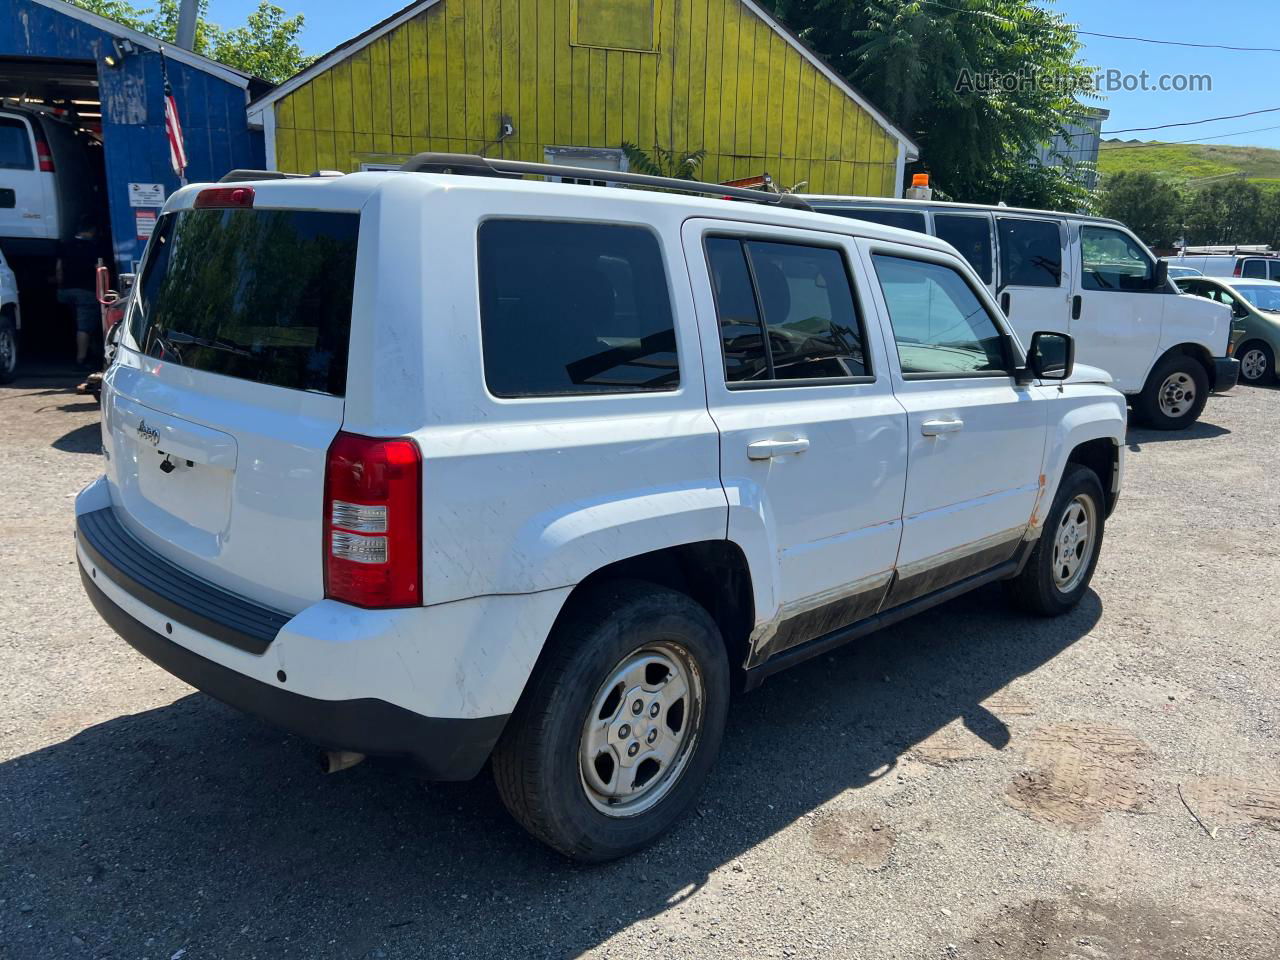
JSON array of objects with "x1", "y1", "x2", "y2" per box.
[
  {"x1": 1100, "y1": 123, "x2": 1280, "y2": 151},
  {"x1": 1103, "y1": 106, "x2": 1280, "y2": 135},
  {"x1": 917, "y1": 0, "x2": 1280, "y2": 53}
]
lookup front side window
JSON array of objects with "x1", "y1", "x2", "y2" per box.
[
  {"x1": 934, "y1": 214, "x2": 993, "y2": 284},
  {"x1": 997, "y1": 217, "x2": 1062, "y2": 288},
  {"x1": 478, "y1": 220, "x2": 678, "y2": 397},
  {"x1": 1081, "y1": 226, "x2": 1155, "y2": 292},
  {"x1": 0, "y1": 117, "x2": 33, "y2": 170},
  {"x1": 872, "y1": 254, "x2": 1009, "y2": 377},
  {"x1": 705, "y1": 237, "x2": 869, "y2": 385},
  {"x1": 816, "y1": 206, "x2": 928, "y2": 234}
]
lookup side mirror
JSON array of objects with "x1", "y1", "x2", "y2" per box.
[
  {"x1": 1231, "y1": 301, "x2": 1249, "y2": 319},
  {"x1": 1153, "y1": 260, "x2": 1169, "y2": 290},
  {"x1": 1025, "y1": 330, "x2": 1075, "y2": 382}
]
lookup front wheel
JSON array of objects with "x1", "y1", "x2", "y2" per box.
[
  {"x1": 1236, "y1": 341, "x2": 1275, "y2": 386},
  {"x1": 1134, "y1": 354, "x2": 1209, "y2": 430},
  {"x1": 492, "y1": 580, "x2": 730, "y2": 862},
  {"x1": 1004, "y1": 464, "x2": 1105, "y2": 617},
  {"x1": 0, "y1": 315, "x2": 18, "y2": 384}
]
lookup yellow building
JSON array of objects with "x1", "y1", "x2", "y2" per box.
[{"x1": 246, "y1": 0, "x2": 917, "y2": 196}]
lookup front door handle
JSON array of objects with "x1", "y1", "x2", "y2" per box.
[
  {"x1": 747, "y1": 437, "x2": 810, "y2": 460},
  {"x1": 1072, "y1": 294, "x2": 1082, "y2": 320},
  {"x1": 921, "y1": 418, "x2": 964, "y2": 437},
  {"x1": 1000, "y1": 291, "x2": 1011, "y2": 313}
]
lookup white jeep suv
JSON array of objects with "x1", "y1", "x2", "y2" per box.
[{"x1": 76, "y1": 156, "x2": 1126, "y2": 861}]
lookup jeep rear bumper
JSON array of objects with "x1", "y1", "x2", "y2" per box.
[
  {"x1": 1212, "y1": 356, "x2": 1240, "y2": 392},
  {"x1": 76, "y1": 504, "x2": 508, "y2": 779}
]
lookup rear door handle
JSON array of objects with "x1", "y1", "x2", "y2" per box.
[
  {"x1": 921, "y1": 419, "x2": 964, "y2": 437},
  {"x1": 1000, "y1": 291, "x2": 1011, "y2": 313},
  {"x1": 747, "y1": 437, "x2": 810, "y2": 460}
]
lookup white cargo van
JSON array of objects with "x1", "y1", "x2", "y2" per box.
[
  {"x1": 1165, "y1": 253, "x2": 1280, "y2": 281},
  {"x1": 77, "y1": 156, "x2": 1127, "y2": 860},
  {"x1": 805, "y1": 196, "x2": 1238, "y2": 429}
]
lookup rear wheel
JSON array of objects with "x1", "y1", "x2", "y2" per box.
[
  {"x1": 1134, "y1": 354, "x2": 1209, "y2": 430},
  {"x1": 1004, "y1": 464, "x2": 1105, "y2": 617},
  {"x1": 1236, "y1": 341, "x2": 1275, "y2": 386},
  {"x1": 492, "y1": 580, "x2": 730, "y2": 862},
  {"x1": 0, "y1": 314, "x2": 17, "y2": 384}
]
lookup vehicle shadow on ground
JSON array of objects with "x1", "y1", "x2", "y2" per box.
[
  {"x1": 50, "y1": 421, "x2": 102, "y2": 454},
  {"x1": 0, "y1": 584, "x2": 1099, "y2": 959},
  {"x1": 1126, "y1": 418, "x2": 1229, "y2": 452}
]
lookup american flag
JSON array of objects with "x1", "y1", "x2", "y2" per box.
[{"x1": 159, "y1": 51, "x2": 187, "y2": 180}]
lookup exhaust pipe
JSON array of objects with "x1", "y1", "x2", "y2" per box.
[{"x1": 321, "y1": 750, "x2": 366, "y2": 774}]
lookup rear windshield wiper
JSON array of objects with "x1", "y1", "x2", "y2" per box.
[{"x1": 162, "y1": 330, "x2": 254, "y2": 357}]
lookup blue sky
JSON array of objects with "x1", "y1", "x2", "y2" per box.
[{"x1": 206, "y1": 0, "x2": 1280, "y2": 150}]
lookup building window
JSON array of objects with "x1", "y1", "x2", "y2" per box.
[
  {"x1": 571, "y1": 0, "x2": 656, "y2": 52},
  {"x1": 543, "y1": 146, "x2": 627, "y2": 186}
]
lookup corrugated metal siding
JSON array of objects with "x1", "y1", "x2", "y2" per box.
[
  {"x1": 2, "y1": 0, "x2": 264, "y2": 270},
  {"x1": 273, "y1": 0, "x2": 899, "y2": 195}
]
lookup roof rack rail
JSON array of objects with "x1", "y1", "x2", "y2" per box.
[
  {"x1": 218, "y1": 169, "x2": 343, "y2": 183},
  {"x1": 398, "y1": 152, "x2": 813, "y2": 211}
]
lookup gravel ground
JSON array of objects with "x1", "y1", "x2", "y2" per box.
[{"x1": 1, "y1": 371, "x2": 1278, "y2": 960}]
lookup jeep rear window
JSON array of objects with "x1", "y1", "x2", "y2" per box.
[
  {"x1": 477, "y1": 219, "x2": 679, "y2": 397},
  {"x1": 131, "y1": 208, "x2": 359, "y2": 396}
]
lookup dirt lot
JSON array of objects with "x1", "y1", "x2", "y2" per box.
[{"x1": 1, "y1": 371, "x2": 1277, "y2": 960}]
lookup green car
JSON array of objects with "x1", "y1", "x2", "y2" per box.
[{"x1": 1175, "y1": 276, "x2": 1280, "y2": 385}]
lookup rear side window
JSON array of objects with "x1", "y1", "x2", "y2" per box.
[
  {"x1": 705, "y1": 237, "x2": 869, "y2": 385},
  {"x1": 997, "y1": 217, "x2": 1062, "y2": 288},
  {"x1": 872, "y1": 254, "x2": 1008, "y2": 377},
  {"x1": 934, "y1": 214, "x2": 993, "y2": 283},
  {"x1": 817, "y1": 206, "x2": 928, "y2": 234},
  {"x1": 0, "y1": 117, "x2": 33, "y2": 170},
  {"x1": 477, "y1": 220, "x2": 678, "y2": 397},
  {"x1": 1270, "y1": 262, "x2": 1280, "y2": 281},
  {"x1": 1241, "y1": 259, "x2": 1267, "y2": 279},
  {"x1": 132, "y1": 208, "x2": 359, "y2": 396}
]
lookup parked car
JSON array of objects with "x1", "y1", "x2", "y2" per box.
[
  {"x1": 0, "y1": 104, "x2": 106, "y2": 257},
  {"x1": 802, "y1": 195, "x2": 1237, "y2": 430},
  {"x1": 1176, "y1": 275, "x2": 1280, "y2": 385},
  {"x1": 76, "y1": 156, "x2": 1126, "y2": 861},
  {"x1": 1165, "y1": 264, "x2": 1203, "y2": 279},
  {"x1": 0, "y1": 244, "x2": 19, "y2": 382},
  {"x1": 1166, "y1": 253, "x2": 1280, "y2": 281}
]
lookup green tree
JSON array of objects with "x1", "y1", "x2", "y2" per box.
[
  {"x1": 757, "y1": 0, "x2": 1096, "y2": 207},
  {"x1": 70, "y1": 0, "x2": 310, "y2": 83},
  {"x1": 1183, "y1": 180, "x2": 1264, "y2": 246},
  {"x1": 1258, "y1": 188, "x2": 1280, "y2": 251},
  {"x1": 1098, "y1": 171, "x2": 1184, "y2": 248}
]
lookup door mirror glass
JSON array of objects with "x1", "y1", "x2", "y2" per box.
[
  {"x1": 1027, "y1": 330, "x2": 1074, "y2": 381},
  {"x1": 1153, "y1": 259, "x2": 1169, "y2": 289}
]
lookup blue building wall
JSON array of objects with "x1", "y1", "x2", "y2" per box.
[{"x1": 1, "y1": 0, "x2": 264, "y2": 270}]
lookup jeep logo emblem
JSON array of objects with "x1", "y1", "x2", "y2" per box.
[{"x1": 137, "y1": 420, "x2": 160, "y2": 446}]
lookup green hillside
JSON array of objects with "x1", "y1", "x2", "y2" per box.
[{"x1": 1098, "y1": 140, "x2": 1280, "y2": 190}]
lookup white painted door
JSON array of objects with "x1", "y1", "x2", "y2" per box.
[
  {"x1": 0, "y1": 113, "x2": 53, "y2": 241},
  {"x1": 1071, "y1": 223, "x2": 1165, "y2": 393},
  {"x1": 996, "y1": 215, "x2": 1071, "y2": 342},
  {"x1": 860, "y1": 241, "x2": 1049, "y2": 607},
  {"x1": 682, "y1": 219, "x2": 908, "y2": 656}
]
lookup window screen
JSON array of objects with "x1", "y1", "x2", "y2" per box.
[
  {"x1": 132, "y1": 208, "x2": 359, "y2": 396},
  {"x1": 478, "y1": 220, "x2": 678, "y2": 396},
  {"x1": 997, "y1": 218, "x2": 1062, "y2": 288},
  {"x1": 872, "y1": 255, "x2": 1008, "y2": 376},
  {"x1": 705, "y1": 237, "x2": 868, "y2": 384},
  {"x1": 816, "y1": 206, "x2": 929, "y2": 234},
  {"x1": 1080, "y1": 226, "x2": 1155, "y2": 292},
  {"x1": 934, "y1": 214, "x2": 993, "y2": 284},
  {"x1": 0, "y1": 117, "x2": 33, "y2": 170}
]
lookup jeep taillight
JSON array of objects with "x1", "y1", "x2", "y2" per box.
[
  {"x1": 323, "y1": 431, "x2": 422, "y2": 608},
  {"x1": 35, "y1": 139, "x2": 54, "y2": 173}
]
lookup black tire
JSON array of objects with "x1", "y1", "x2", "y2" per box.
[
  {"x1": 1004, "y1": 464, "x2": 1105, "y2": 617},
  {"x1": 0, "y1": 314, "x2": 17, "y2": 385},
  {"x1": 492, "y1": 579, "x2": 730, "y2": 862},
  {"x1": 1133, "y1": 353, "x2": 1209, "y2": 430},
  {"x1": 1236, "y1": 340, "x2": 1276, "y2": 386}
]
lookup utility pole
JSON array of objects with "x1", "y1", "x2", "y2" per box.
[{"x1": 176, "y1": 0, "x2": 198, "y2": 50}]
